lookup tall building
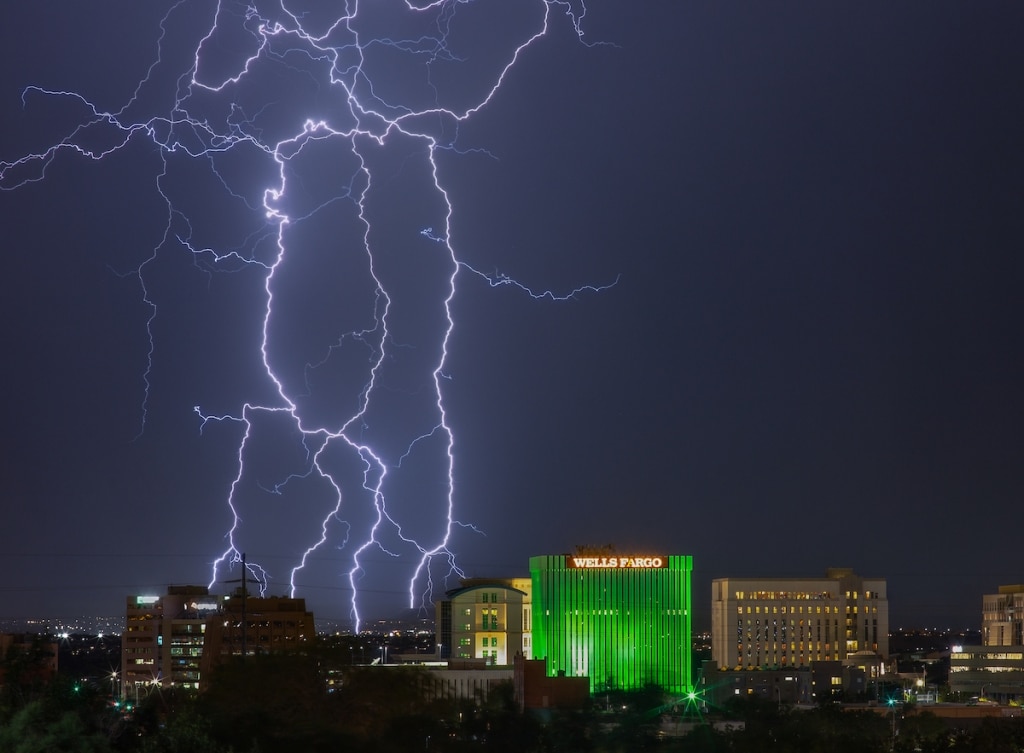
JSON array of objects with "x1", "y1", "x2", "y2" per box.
[
  {"x1": 983, "y1": 584, "x2": 1024, "y2": 646},
  {"x1": 122, "y1": 586, "x2": 314, "y2": 697},
  {"x1": 710, "y1": 568, "x2": 889, "y2": 670},
  {"x1": 530, "y1": 553, "x2": 693, "y2": 694},
  {"x1": 435, "y1": 577, "x2": 532, "y2": 664},
  {"x1": 122, "y1": 586, "x2": 220, "y2": 698}
]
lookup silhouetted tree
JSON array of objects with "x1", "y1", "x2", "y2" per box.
[
  {"x1": 0, "y1": 636, "x2": 55, "y2": 715},
  {"x1": 199, "y1": 652, "x2": 336, "y2": 753}
]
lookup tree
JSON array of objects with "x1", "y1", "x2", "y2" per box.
[
  {"x1": 199, "y1": 652, "x2": 337, "y2": 753},
  {"x1": 895, "y1": 710, "x2": 947, "y2": 753},
  {"x1": 0, "y1": 698, "x2": 113, "y2": 753},
  {"x1": 0, "y1": 636, "x2": 55, "y2": 715}
]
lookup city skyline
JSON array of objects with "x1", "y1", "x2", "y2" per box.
[{"x1": 3, "y1": 1, "x2": 1024, "y2": 629}]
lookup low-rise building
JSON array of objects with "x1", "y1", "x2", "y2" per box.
[
  {"x1": 513, "y1": 652, "x2": 589, "y2": 711},
  {"x1": 950, "y1": 646, "x2": 1024, "y2": 702},
  {"x1": 950, "y1": 584, "x2": 1024, "y2": 703}
]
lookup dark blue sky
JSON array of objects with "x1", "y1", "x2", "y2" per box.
[{"x1": 2, "y1": 0, "x2": 1023, "y2": 631}]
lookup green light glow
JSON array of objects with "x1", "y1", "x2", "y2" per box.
[{"x1": 530, "y1": 554, "x2": 693, "y2": 694}]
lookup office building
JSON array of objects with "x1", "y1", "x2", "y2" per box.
[
  {"x1": 982, "y1": 584, "x2": 1024, "y2": 646},
  {"x1": 950, "y1": 584, "x2": 1024, "y2": 702},
  {"x1": 435, "y1": 577, "x2": 531, "y2": 664},
  {"x1": 199, "y1": 591, "x2": 315, "y2": 678},
  {"x1": 122, "y1": 586, "x2": 314, "y2": 696},
  {"x1": 530, "y1": 553, "x2": 693, "y2": 694},
  {"x1": 123, "y1": 586, "x2": 220, "y2": 698},
  {"x1": 711, "y1": 568, "x2": 888, "y2": 671}
]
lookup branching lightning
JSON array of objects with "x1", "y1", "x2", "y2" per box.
[{"x1": 2, "y1": 0, "x2": 616, "y2": 629}]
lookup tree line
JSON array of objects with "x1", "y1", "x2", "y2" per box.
[{"x1": 3, "y1": 637, "x2": 1024, "y2": 752}]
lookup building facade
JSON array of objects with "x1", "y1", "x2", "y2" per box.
[
  {"x1": 983, "y1": 584, "x2": 1024, "y2": 646},
  {"x1": 122, "y1": 586, "x2": 220, "y2": 698},
  {"x1": 711, "y1": 568, "x2": 888, "y2": 670},
  {"x1": 199, "y1": 592, "x2": 315, "y2": 679},
  {"x1": 950, "y1": 584, "x2": 1024, "y2": 702},
  {"x1": 513, "y1": 653, "x2": 590, "y2": 711},
  {"x1": 122, "y1": 586, "x2": 314, "y2": 696},
  {"x1": 950, "y1": 646, "x2": 1024, "y2": 701},
  {"x1": 530, "y1": 553, "x2": 693, "y2": 694},
  {"x1": 435, "y1": 578, "x2": 531, "y2": 664}
]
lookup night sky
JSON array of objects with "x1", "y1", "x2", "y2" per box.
[{"x1": 2, "y1": 1, "x2": 1023, "y2": 631}]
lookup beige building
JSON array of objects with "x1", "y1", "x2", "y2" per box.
[
  {"x1": 435, "y1": 577, "x2": 531, "y2": 665},
  {"x1": 711, "y1": 568, "x2": 888, "y2": 670},
  {"x1": 982, "y1": 584, "x2": 1024, "y2": 646}
]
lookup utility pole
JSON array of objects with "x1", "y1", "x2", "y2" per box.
[
  {"x1": 241, "y1": 553, "x2": 247, "y2": 660},
  {"x1": 221, "y1": 552, "x2": 256, "y2": 661}
]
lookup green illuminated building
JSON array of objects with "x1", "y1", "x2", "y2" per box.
[{"x1": 530, "y1": 554, "x2": 693, "y2": 694}]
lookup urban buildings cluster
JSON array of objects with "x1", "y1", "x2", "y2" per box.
[{"x1": 7, "y1": 551, "x2": 1024, "y2": 711}]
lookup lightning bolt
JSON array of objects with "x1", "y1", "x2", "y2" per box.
[{"x1": 2, "y1": 0, "x2": 616, "y2": 630}]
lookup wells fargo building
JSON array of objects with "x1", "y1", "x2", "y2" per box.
[{"x1": 529, "y1": 554, "x2": 693, "y2": 694}]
